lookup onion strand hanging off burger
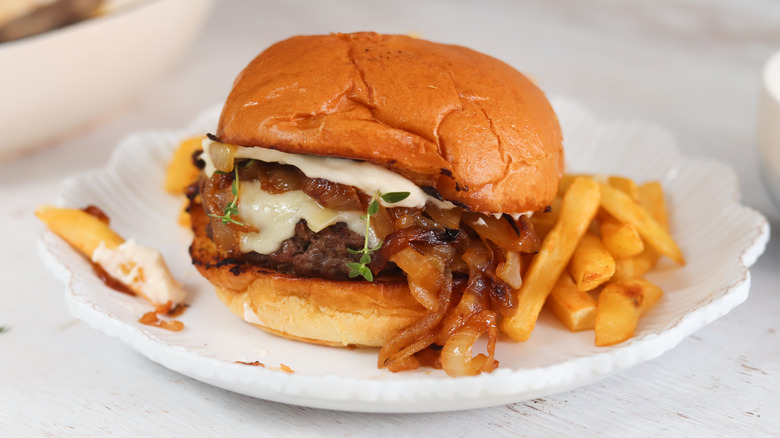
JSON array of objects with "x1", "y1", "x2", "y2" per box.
[{"x1": 188, "y1": 32, "x2": 563, "y2": 376}]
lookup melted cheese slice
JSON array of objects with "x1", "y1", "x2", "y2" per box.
[{"x1": 237, "y1": 181, "x2": 375, "y2": 254}]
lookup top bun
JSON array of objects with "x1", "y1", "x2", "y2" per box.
[{"x1": 217, "y1": 32, "x2": 563, "y2": 213}]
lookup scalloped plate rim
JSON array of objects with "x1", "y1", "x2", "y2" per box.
[{"x1": 36, "y1": 98, "x2": 770, "y2": 413}]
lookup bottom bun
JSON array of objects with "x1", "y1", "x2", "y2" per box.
[{"x1": 189, "y1": 202, "x2": 427, "y2": 347}]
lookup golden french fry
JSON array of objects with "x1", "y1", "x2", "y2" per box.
[
  {"x1": 612, "y1": 255, "x2": 655, "y2": 281},
  {"x1": 502, "y1": 176, "x2": 601, "y2": 341},
  {"x1": 165, "y1": 136, "x2": 204, "y2": 194},
  {"x1": 557, "y1": 174, "x2": 577, "y2": 197},
  {"x1": 598, "y1": 211, "x2": 644, "y2": 259},
  {"x1": 547, "y1": 272, "x2": 596, "y2": 332},
  {"x1": 569, "y1": 231, "x2": 615, "y2": 291},
  {"x1": 599, "y1": 183, "x2": 684, "y2": 265},
  {"x1": 36, "y1": 205, "x2": 185, "y2": 307},
  {"x1": 638, "y1": 181, "x2": 668, "y2": 228},
  {"x1": 558, "y1": 174, "x2": 610, "y2": 197},
  {"x1": 595, "y1": 278, "x2": 663, "y2": 346},
  {"x1": 608, "y1": 176, "x2": 639, "y2": 201},
  {"x1": 35, "y1": 206, "x2": 124, "y2": 257},
  {"x1": 613, "y1": 181, "x2": 670, "y2": 280}
]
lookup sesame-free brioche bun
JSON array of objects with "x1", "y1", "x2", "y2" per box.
[
  {"x1": 216, "y1": 32, "x2": 563, "y2": 213},
  {"x1": 189, "y1": 204, "x2": 427, "y2": 347}
]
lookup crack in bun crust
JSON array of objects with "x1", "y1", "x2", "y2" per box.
[{"x1": 216, "y1": 32, "x2": 564, "y2": 213}]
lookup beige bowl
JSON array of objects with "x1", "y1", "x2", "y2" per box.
[{"x1": 0, "y1": 0, "x2": 213, "y2": 161}]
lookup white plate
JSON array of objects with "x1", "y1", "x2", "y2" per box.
[{"x1": 38, "y1": 99, "x2": 770, "y2": 413}]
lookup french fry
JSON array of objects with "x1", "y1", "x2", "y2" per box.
[
  {"x1": 638, "y1": 181, "x2": 668, "y2": 228},
  {"x1": 35, "y1": 206, "x2": 124, "y2": 256},
  {"x1": 598, "y1": 211, "x2": 644, "y2": 259},
  {"x1": 569, "y1": 231, "x2": 615, "y2": 291},
  {"x1": 557, "y1": 174, "x2": 578, "y2": 197},
  {"x1": 35, "y1": 205, "x2": 185, "y2": 308},
  {"x1": 547, "y1": 273, "x2": 596, "y2": 332},
  {"x1": 502, "y1": 176, "x2": 601, "y2": 341},
  {"x1": 599, "y1": 183, "x2": 684, "y2": 265},
  {"x1": 612, "y1": 181, "x2": 669, "y2": 280},
  {"x1": 607, "y1": 176, "x2": 639, "y2": 201},
  {"x1": 164, "y1": 135, "x2": 204, "y2": 194},
  {"x1": 558, "y1": 173, "x2": 607, "y2": 197},
  {"x1": 595, "y1": 278, "x2": 663, "y2": 346},
  {"x1": 613, "y1": 255, "x2": 656, "y2": 281}
]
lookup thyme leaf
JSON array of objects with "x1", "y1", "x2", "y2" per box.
[
  {"x1": 346, "y1": 191, "x2": 410, "y2": 281},
  {"x1": 380, "y1": 192, "x2": 411, "y2": 204},
  {"x1": 208, "y1": 165, "x2": 246, "y2": 226}
]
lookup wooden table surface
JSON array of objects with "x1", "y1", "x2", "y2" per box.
[{"x1": 2, "y1": 0, "x2": 779, "y2": 435}]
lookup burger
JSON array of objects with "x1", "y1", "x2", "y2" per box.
[{"x1": 188, "y1": 32, "x2": 563, "y2": 375}]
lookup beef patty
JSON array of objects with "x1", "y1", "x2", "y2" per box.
[{"x1": 241, "y1": 219, "x2": 365, "y2": 280}]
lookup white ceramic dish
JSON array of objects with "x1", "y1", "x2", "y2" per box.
[
  {"x1": 0, "y1": 0, "x2": 213, "y2": 161},
  {"x1": 38, "y1": 99, "x2": 769, "y2": 413}
]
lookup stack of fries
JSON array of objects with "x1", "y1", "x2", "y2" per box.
[{"x1": 503, "y1": 175, "x2": 685, "y2": 346}]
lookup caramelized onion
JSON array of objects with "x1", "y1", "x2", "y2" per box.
[
  {"x1": 425, "y1": 203, "x2": 462, "y2": 229},
  {"x1": 496, "y1": 251, "x2": 523, "y2": 289},
  {"x1": 392, "y1": 210, "x2": 440, "y2": 230},
  {"x1": 384, "y1": 332, "x2": 436, "y2": 372},
  {"x1": 392, "y1": 248, "x2": 442, "y2": 311},
  {"x1": 461, "y1": 243, "x2": 493, "y2": 273},
  {"x1": 256, "y1": 162, "x2": 304, "y2": 194},
  {"x1": 414, "y1": 345, "x2": 443, "y2": 369},
  {"x1": 440, "y1": 310, "x2": 498, "y2": 377},
  {"x1": 462, "y1": 212, "x2": 540, "y2": 254},
  {"x1": 393, "y1": 211, "x2": 417, "y2": 229},
  {"x1": 210, "y1": 142, "x2": 237, "y2": 173},
  {"x1": 379, "y1": 269, "x2": 453, "y2": 369},
  {"x1": 439, "y1": 275, "x2": 489, "y2": 344},
  {"x1": 201, "y1": 171, "x2": 257, "y2": 254},
  {"x1": 460, "y1": 240, "x2": 516, "y2": 316},
  {"x1": 371, "y1": 203, "x2": 395, "y2": 241},
  {"x1": 487, "y1": 279, "x2": 515, "y2": 316},
  {"x1": 372, "y1": 227, "x2": 461, "y2": 272},
  {"x1": 409, "y1": 282, "x2": 440, "y2": 312},
  {"x1": 385, "y1": 355, "x2": 420, "y2": 373},
  {"x1": 417, "y1": 244, "x2": 456, "y2": 271},
  {"x1": 302, "y1": 178, "x2": 362, "y2": 211},
  {"x1": 516, "y1": 215, "x2": 541, "y2": 253}
]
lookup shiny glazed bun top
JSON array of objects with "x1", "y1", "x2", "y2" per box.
[{"x1": 217, "y1": 32, "x2": 563, "y2": 213}]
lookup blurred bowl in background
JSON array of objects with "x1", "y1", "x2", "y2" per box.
[
  {"x1": 758, "y1": 49, "x2": 780, "y2": 210},
  {"x1": 0, "y1": 0, "x2": 213, "y2": 161}
]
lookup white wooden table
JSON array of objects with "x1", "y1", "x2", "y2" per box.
[{"x1": 2, "y1": 0, "x2": 779, "y2": 435}]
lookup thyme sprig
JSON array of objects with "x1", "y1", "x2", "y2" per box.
[
  {"x1": 208, "y1": 164, "x2": 246, "y2": 226},
  {"x1": 346, "y1": 191, "x2": 410, "y2": 281}
]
